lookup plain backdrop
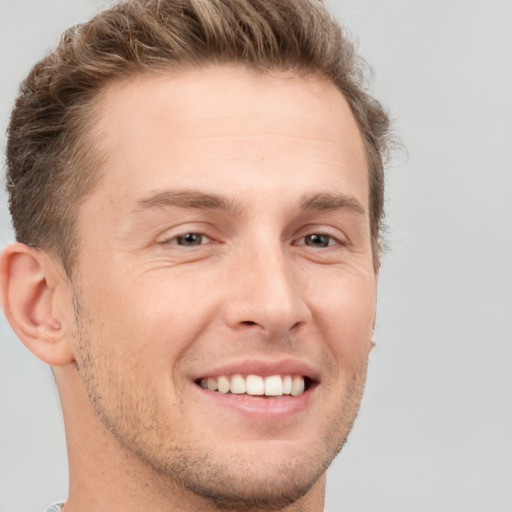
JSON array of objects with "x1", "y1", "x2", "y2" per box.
[{"x1": 1, "y1": 1, "x2": 511, "y2": 511}]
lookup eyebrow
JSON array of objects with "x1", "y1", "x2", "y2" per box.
[
  {"x1": 134, "y1": 189, "x2": 241, "y2": 214},
  {"x1": 133, "y1": 189, "x2": 365, "y2": 216},
  {"x1": 299, "y1": 193, "x2": 366, "y2": 216}
]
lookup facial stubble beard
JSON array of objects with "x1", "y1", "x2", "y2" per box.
[{"x1": 71, "y1": 287, "x2": 369, "y2": 512}]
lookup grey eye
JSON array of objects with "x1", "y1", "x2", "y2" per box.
[
  {"x1": 304, "y1": 234, "x2": 333, "y2": 248},
  {"x1": 174, "y1": 233, "x2": 205, "y2": 246}
]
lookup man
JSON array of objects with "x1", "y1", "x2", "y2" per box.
[{"x1": 0, "y1": 0, "x2": 390, "y2": 511}]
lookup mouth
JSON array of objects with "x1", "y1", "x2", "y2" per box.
[{"x1": 194, "y1": 374, "x2": 315, "y2": 397}]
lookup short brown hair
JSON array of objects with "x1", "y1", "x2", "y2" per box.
[{"x1": 6, "y1": 0, "x2": 390, "y2": 275}]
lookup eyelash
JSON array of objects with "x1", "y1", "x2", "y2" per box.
[
  {"x1": 295, "y1": 233, "x2": 344, "y2": 249},
  {"x1": 167, "y1": 233, "x2": 212, "y2": 247},
  {"x1": 165, "y1": 231, "x2": 345, "y2": 249}
]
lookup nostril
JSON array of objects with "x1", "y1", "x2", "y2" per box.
[{"x1": 241, "y1": 321, "x2": 257, "y2": 326}]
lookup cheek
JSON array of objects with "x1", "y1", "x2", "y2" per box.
[
  {"x1": 79, "y1": 271, "x2": 220, "y2": 370},
  {"x1": 311, "y1": 270, "x2": 376, "y2": 365}
]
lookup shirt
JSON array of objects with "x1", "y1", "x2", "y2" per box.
[{"x1": 45, "y1": 504, "x2": 64, "y2": 512}]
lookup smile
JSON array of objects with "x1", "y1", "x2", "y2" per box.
[{"x1": 196, "y1": 374, "x2": 311, "y2": 397}]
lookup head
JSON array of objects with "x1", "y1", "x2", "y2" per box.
[
  {"x1": 2, "y1": 1, "x2": 391, "y2": 511},
  {"x1": 6, "y1": 0, "x2": 389, "y2": 277}
]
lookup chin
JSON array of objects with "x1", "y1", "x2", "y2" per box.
[
  {"x1": 128, "y1": 418, "x2": 350, "y2": 512},
  {"x1": 159, "y1": 448, "x2": 330, "y2": 511}
]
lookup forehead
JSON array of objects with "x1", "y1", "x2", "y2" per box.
[{"x1": 87, "y1": 65, "x2": 368, "y2": 207}]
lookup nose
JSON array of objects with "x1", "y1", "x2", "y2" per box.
[{"x1": 222, "y1": 242, "x2": 311, "y2": 337}]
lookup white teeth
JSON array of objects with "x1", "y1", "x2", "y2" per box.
[
  {"x1": 230, "y1": 374, "x2": 246, "y2": 394},
  {"x1": 246, "y1": 375, "x2": 265, "y2": 395},
  {"x1": 264, "y1": 375, "x2": 283, "y2": 396},
  {"x1": 199, "y1": 374, "x2": 307, "y2": 397},
  {"x1": 217, "y1": 375, "x2": 230, "y2": 394},
  {"x1": 291, "y1": 375, "x2": 305, "y2": 396},
  {"x1": 283, "y1": 375, "x2": 292, "y2": 394}
]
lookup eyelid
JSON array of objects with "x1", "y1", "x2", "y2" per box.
[
  {"x1": 156, "y1": 222, "x2": 219, "y2": 245},
  {"x1": 168, "y1": 233, "x2": 211, "y2": 245},
  {"x1": 292, "y1": 225, "x2": 349, "y2": 247},
  {"x1": 295, "y1": 235, "x2": 343, "y2": 248}
]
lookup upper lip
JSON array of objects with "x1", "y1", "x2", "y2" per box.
[{"x1": 191, "y1": 357, "x2": 320, "y2": 383}]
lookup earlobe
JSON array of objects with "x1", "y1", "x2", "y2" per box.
[{"x1": 0, "y1": 242, "x2": 75, "y2": 365}]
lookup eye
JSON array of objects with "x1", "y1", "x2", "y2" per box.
[
  {"x1": 169, "y1": 233, "x2": 211, "y2": 247},
  {"x1": 302, "y1": 233, "x2": 338, "y2": 248}
]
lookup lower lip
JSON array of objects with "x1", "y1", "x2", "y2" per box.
[{"x1": 192, "y1": 384, "x2": 315, "y2": 420}]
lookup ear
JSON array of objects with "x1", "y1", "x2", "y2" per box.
[{"x1": 0, "y1": 242, "x2": 75, "y2": 365}]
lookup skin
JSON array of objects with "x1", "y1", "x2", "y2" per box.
[{"x1": 1, "y1": 65, "x2": 376, "y2": 512}]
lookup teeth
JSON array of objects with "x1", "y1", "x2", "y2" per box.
[
  {"x1": 199, "y1": 374, "x2": 307, "y2": 397},
  {"x1": 264, "y1": 375, "x2": 283, "y2": 396},
  {"x1": 283, "y1": 375, "x2": 292, "y2": 394},
  {"x1": 230, "y1": 374, "x2": 246, "y2": 394},
  {"x1": 207, "y1": 377, "x2": 218, "y2": 391},
  {"x1": 217, "y1": 375, "x2": 230, "y2": 394},
  {"x1": 291, "y1": 375, "x2": 305, "y2": 396},
  {"x1": 246, "y1": 375, "x2": 265, "y2": 395}
]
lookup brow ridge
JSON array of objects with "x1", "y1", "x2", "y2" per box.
[
  {"x1": 133, "y1": 189, "x2": 365, "y2": 217},
  {"x1": 134, "y1": 189, "x2": 241, "y2": 213},
  {"x1": 300, "y1": 192, "x2": 366, "y2": 215}
]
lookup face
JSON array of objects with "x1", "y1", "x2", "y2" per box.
[{"x1": 70, "y1": 65, "x2": 376, "y2": 510}]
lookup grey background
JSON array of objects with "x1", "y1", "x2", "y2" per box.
[{"x1": 1, "y1": 1, "x2": 511, "y2": 511}]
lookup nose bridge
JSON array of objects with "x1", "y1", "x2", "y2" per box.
[{"x1": 223, "y1": 235, "x2": 310, "y2": 334}]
